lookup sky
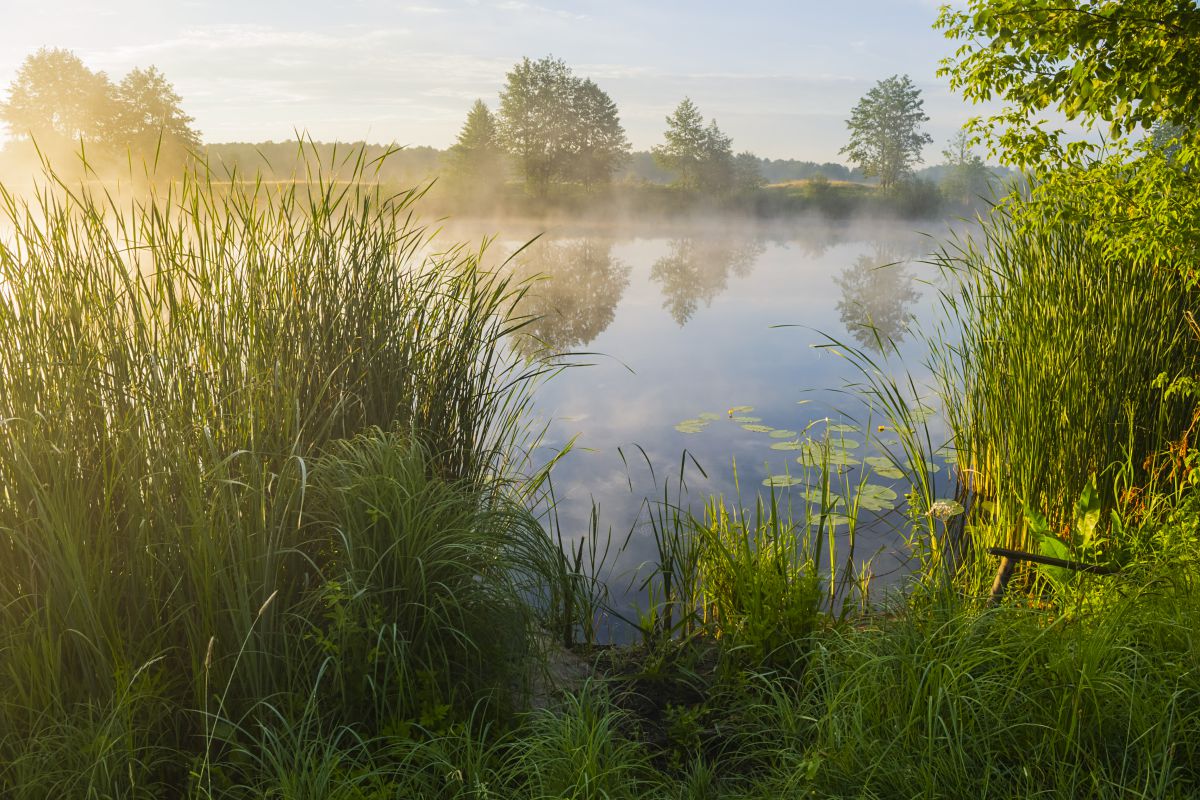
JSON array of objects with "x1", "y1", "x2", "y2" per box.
[{"x1": 0, "y1": 0, "x2": 976, "y2": 162}]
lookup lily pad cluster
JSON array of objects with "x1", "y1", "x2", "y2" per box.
[{"x1": 675, "y1": 401, "x2": 962, "y2": 529}]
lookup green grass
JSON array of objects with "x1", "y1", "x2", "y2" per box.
[
  {"x1": 0, "y1": 156, "x2": 556, "y2": 795},
  {"x1": 2, "y1": 151, "x2": 1199, "y2": 799}
]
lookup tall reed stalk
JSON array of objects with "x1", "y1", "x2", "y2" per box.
[
  {"x1": 931, "y1": 207, "x2": 1199, "y2": 580},
  {"x1": 0, "y1": 152, "x2": 550, "y2": 794}
]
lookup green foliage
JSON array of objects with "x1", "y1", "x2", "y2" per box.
[
  {"x1": 497, "y1": 56, "x2": 629, "y2": 196},
  {"x1": 934, "y1": 205, "x2": 1199, "y2": 567},
  {"x1": 651, "y1": 98, "x2": 736, "y2": 195},
  {"x1": 1, "y1": 47, "x2": 200, "y2": 168},
  {"x1": 446, "y1": 99, "x2": 507, "y2": 191},
  {"x1": 0, "y1": 154, "x2": 550, "y2": 793},
  {"x1": 936, "y1": 0, "x2": 1200, "y2": 279},
  {"x1": 840, "y1": 74, "x2": 933, "y2": 189},
  {"x1": 696, "y1": 498, "x2": 823, "y2": 669}
]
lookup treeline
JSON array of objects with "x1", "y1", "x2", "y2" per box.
[
  {"x1": 0, "y1": 48, "x2": 1010, "y2": 215},
  {"x1": 0, "y1": 47, "x2": 199, "y2": 171}
]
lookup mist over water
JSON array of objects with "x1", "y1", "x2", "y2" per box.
[{"x1": 441, "y1": 214, "x2": 965, "y2": 629}]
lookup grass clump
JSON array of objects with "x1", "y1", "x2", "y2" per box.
[
  {"x1": 934, "y1": 206, "x2": 1200, "y2": 563},
  {"x1": 0, "y1": 157, "x2": 551, "y2": 796}
]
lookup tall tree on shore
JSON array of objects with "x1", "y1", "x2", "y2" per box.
[
  {"x1": 939, "y1": 130, "x2": 993, "y2": 205},
  {"x1": 566, "y1": 78, "x2": 629, "y2": 191},
  {"x1": 447, "y1": 99, "x2": 506, "y2": 188},
  {"x1": 652, "y1": 98, "x2": 708, "y2": 190},
  {"x1": 840, "y1": 75, "x2": 933, "y2": 190},
  {"x1": 1, "y1": 49, "x2": 201, "y2": 169},
  {"x1": 653, "y1": 98, "x2": 737, "y2": 194},
  {"x1": 109, "y1": 66, "x2": 201, "y2": 166},
  {"x1": 497, "y1": 56, "x2": 627, "y2": 196},
  {"x1": 0, "y1": 48, "x2": 112, "y2": 146}
]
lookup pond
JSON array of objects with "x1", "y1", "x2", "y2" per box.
[{"x1": 440, "y1": 214, "x2": 965, "y2": 629}]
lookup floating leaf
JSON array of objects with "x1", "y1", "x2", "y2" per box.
[
  {"x1": 770, "y1": 439, "x2": 806, "y2": 451},
  {"x1": 796, "y1": 399, "x2": 812, "y2": 405},
  {"x1": 798, "y1": 445, "x2": 860, "y2": 467},
  {"x1": 857, "y1": 483, "x2": 899, "y2": 512},
  {"x1": 728, "y1": 405, "x2": 754, "y2": 413},
  {"x1": 929, "y1": 499, "x2": 964, "y2": 519},
  {"x1": 864, "y1": 456, "x2": 905, "y2": 479},
  {"x1": 803, "y1": 488, "x2": 846, "y2": 507},
  {"x1": 937, "y1": 449, "x2": 960, "y2": 465},
  {"x1": 908, "y1": 404, "x2": 937, "y2": 423},
  {"x1": 742, "y1": 424, "x2": 774, "y2": 433},
  {"x1": 732, "y1": 415, "x2": 762, "y2": 423},
  {"x1": 827, "y1": 423, "x2": 858, "y2": 433},
  {"x1": 809, "y1": 512, "x2": 852, "y2": 528},
  {"x1": 762, "y1": 475, "x2": 805, "y2": 488},
  {"x1": 697, "y1": 412, "x2": 722, "y2": 421},
  {"x1": 674, "y1": 419, "x2": 709, "y2": 434},
  {"x1": 768, "y1": 429, "x2": 798, "y2": 439},
  {"x1": 831, "y1": 437, "x2": 862, "y2": 450}
]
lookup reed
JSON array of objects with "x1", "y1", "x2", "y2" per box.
[
  {"x1": 0, "y1": 153, "x2": 551, "y2": 794},
  {"x1": 931, "y1": 204, "x2": 1200, "y2": 587}
]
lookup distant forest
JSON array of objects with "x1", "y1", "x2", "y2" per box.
[
  {"x1": 200, "y1": 141, "x2": 872, "y2": 187},
  {"x1": 199, "y1": 141, "x2": 995, "y2": 190}
]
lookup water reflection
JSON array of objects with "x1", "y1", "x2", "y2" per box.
[
  {"x1": 650, "y1": 236, "x2": 766, "y2": 325},
  {"x1": 834, "y1": 248, "x2": 921, "y2": 352},
  {"x1": 508, "y1": 238, "x2": 630, "y2": 355}
]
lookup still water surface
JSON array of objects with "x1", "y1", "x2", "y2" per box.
[{"x1": 443, "y1": 215, "x2": 964, "y2": 623}]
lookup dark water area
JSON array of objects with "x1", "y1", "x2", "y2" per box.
[{"x1": 441, "y1": 215, "x2": 966, "y2": 633}]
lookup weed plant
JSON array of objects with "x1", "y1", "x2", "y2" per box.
[
  {"x1": 0, "y1": 154, "x2": 553, "y2": 795},
  {"x1": 933, "y1": 206, "x2": 1199, "y2": 570}
]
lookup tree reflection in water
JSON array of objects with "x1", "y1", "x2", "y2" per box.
[
  {"x1": 507, "y1": 237, "x2": 630, "y2": 356},
  {"x1": 834, "y1": 247, "x2": 921, "y2": 352},
  {"x1": 650, "y1": 236, "x2": 766, "y2": 325}
]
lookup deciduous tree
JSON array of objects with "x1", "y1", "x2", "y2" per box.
[
  {"x1": 497, "y1": 56, "x2": 628, "y2": 196},
  {"x1": 936, "y1": 0, "x2": 1200, "y2": 276},
  {"x1": 0, "y1": 48, "x2": 112, "y2": 145},
  {"x1": 652, "y1": 98, "x2": 737, "y2": 194},
  {"x1": 840, "y1": 75, "x2": 933, "y2": 190}
]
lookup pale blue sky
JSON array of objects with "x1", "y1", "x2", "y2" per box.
[{"x1": 2, "y1": 0, "x2": 976, "y2": 161}]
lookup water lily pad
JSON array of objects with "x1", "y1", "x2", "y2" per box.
[
  {"x1": 908, "y1": 404, "x2": 937, "y2": 423},
  {"x1": 857, "y1": 483, "x2": 899, "y2": 512},
  {"x1": 937, "y1": 449, "x2": 960, "y2": 465},
  {"x1": 827, "y1": 423, "x2": 858, "y2": 433},
  {"x1": 731, "y1": 415, "x2": 762, "y2": 423},
  {"x1": 697, "y1": 412, "x2": 722, "y2": 421},
  {"x1": 770, "y1": 439, "x2": 806, "y2": 451},
  {"x1": 728, "y1": 405, "x2": 754, "y2": 413},
  {"x1": 864, "y1": 455, "x2": 905, "y2": 479},
  {"x1": 830, "y1": 437, "x2": 862, "y2": 450},
  {"x1": 929, "y1": 499, "x2": 965, "y2": 519},
  {"x1": 762, "y1": 475, "x2": 805, "y2": 488},
  {"x1": 796, "y1": 399, "x2": 812, "y2": 405},
  {"x1": 798, "y1": 446, "x2": 860, "y2": 467},
  {"x1": 674, "y1": 420, "x2": 709, "y2": 434},
  {"x1": 809, "y1": 512, "x2": 852, "y2": 528},
  {"x1": 768, "y1": 429, "x2": 798, "y2": 439},
  {"x1": 802, "y1": 488, "x2": 846, "y2": 507},
  {"x1": 742, "y1": 424, "x2": 774, "y2": 433}
]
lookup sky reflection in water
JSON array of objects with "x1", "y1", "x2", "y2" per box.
[{"x1": 444, "y1": 216, "x2": 963, "y2": 627}]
